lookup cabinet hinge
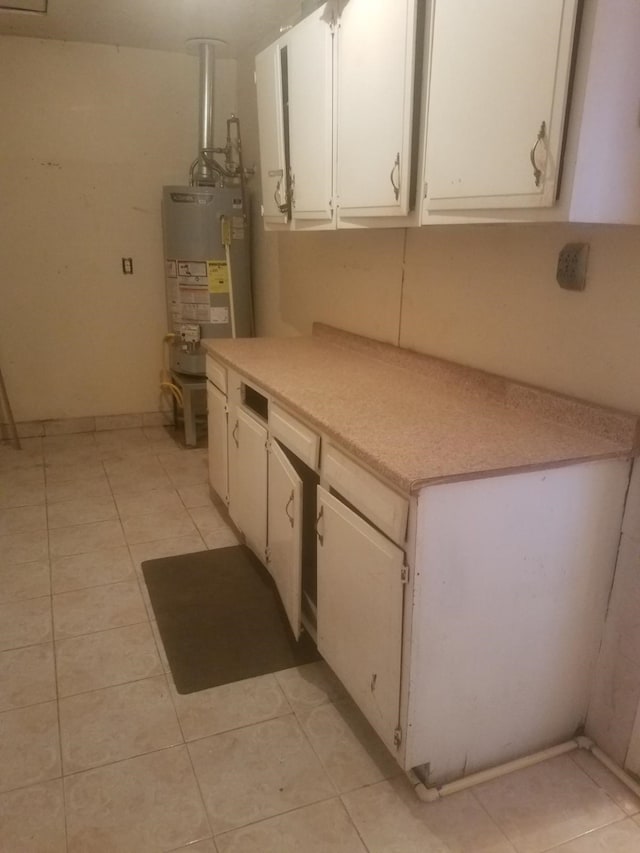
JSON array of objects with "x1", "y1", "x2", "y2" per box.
[
  {"x1": 265, "y1": 438, "x2": 272, "y2": 452},
  {"x1": 253, "y1": 70, "x2": 257, "y2": 85},
  {"x1": 393, "y1": 727, "x2": 402, "y2": 749},
  {"x1": 265, "y1": 546, "x2": 271, "y2": 563},
  {"x1": 423, "y1": 182, "x2": 428, "y2": 199},
  {"x1": 401, "y1": 565, "x2": 409, "y2": 585},
  {"x1": 223, "y1": 403, "x2": 229, "y2": 415}
]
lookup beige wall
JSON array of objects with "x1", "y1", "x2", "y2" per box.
[
  {"x1": 0, "y1": 35, "x2": 236, "y2": 421},
  {"x1": 266, "y1": 222, "x2": 640, "y2": 414},
  {"x1": 3, "y1": 31, "x2": 639, "y2": 422}
]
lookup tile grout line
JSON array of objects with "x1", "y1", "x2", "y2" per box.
[
  {"x1": 211, "y1": 792, "x2": 349, "y2": 845},
  {"x1": 335, "y1": 794, "x2": 375, "y2": 853},
  {"x1": 57, "y1": 668, "x2": 169, "y2": 703},
  {"x1": 120, "y1": 462, "x2": 219, "y2": 847},
  {"x1": 569, "y1": 749, "x2": 640, "y2": 815},
  {"x1": 44, "y1": 465, "x2": 71, "y2": 853},
  {"x1": 537, "y1": 814, "x2": 639, "y2": 852},
  {"x1": 139, "y1": 585, "x2": 219, "y2": 842},
  {"x1": 0, "y1": 433, "x2": 203, "y2": 846},
  {"x1": 466, "y1": 785, "x2": 521, "y2": 852}
]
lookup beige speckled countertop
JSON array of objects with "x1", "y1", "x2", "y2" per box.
[{"x1": 202, "y1": 324, "x2": 638, "y2": 495}]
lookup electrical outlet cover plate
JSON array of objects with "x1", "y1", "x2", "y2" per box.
[{"x1": 557, "y1": 243, "x2": 589, "y2": 291}]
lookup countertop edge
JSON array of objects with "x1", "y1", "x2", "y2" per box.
[{"x1": 202, "y1": 332, "x2": 638, "y2": 495}]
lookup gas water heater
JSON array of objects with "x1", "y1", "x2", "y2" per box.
[
  {"x1": 162, "y1": 37, "x2": 252, "y2": 379},
  {"x1": 162, "y1": 184, "x2": 251, "y2": 376}
]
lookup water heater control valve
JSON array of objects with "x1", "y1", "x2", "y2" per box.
[{"x1": 179, "y1": 324, "x2": 201, "y2": 348}]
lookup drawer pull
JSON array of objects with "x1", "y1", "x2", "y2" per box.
[
  {"x1": 390, "y1": 152, "x2": 400, "y2": 200},
  {"x1": 316, "y1": 505, "x2": 324, "y2": 546},
  {"x1": 530, "y1": 121, "x2": 546, "y2": 187}
]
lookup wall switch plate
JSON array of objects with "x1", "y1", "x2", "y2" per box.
[{"x1": 557, "y1": 243, "x2": 589, "y2": 291}]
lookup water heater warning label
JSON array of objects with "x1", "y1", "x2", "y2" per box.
[
  {"x1": 210, "y1": 307, "x2": 229, "y2": 324},
  {"x1": 177, "y1": 261, "x2": 206, "y2": 279},
  {"x1": 207, "y1": 261, "x2": 229, "y2": 294}
]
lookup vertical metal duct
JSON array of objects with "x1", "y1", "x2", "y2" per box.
[
  {"x1": 186, "y1": 37, "x2": 226, "y2": 185},
  {"x1": 197, "y1": 40, "x2": 216, "y2": 184}
]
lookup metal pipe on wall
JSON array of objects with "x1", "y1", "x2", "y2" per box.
[{"x1": 195, "y1": 39, "x2": 216, "y2": 184}]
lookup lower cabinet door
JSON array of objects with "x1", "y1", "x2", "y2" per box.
[
  {"x1": 316, "y1": 486, "x2": 404, "y2": 752},
  {"x1": 267, "y1": 440, "x2": 303, "y2": 638},
  {"x1": 228, "y1": 406, "x2": 267, "y2": 561},
  {"x1": 207, "y1": 382, "x2": 228, "y2": 504}
]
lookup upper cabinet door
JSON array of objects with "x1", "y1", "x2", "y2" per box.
[
  {"x1": 288, "y1": 5, "x2": 335, "y2": 224},
  {"x1": 336, "y1": 0, "x2": 418, "y2": 218},
  {"x1": 424, "y1": 0, "x2": 579, "y2": 212},
  {"x1": 255, "y1": 40, "x2": 290, "y2": 225},
  {"x1": 267, "y1": 440, "x2": 303, "y2": 639}
]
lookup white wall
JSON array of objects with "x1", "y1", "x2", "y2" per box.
[{"x1": 0, "y1": 35, "x2": 236, "y2": 421}]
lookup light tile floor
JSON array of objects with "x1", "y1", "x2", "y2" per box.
[{"x1": 1, "y1": 428, "x2": 640, "y2": 852}]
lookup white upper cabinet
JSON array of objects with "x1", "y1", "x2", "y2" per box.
[
  {"x1": 255, "y1": 0, "x2": 421, "y2": 229},
  {"x1": 288, "y1": 5, "x2": 334, "y2": 225},
  {"x1": 256, "y1": 0, "x2": 639, "y2": 229},
  {"x1": 423, "y1": 0, "x2": 578, "y2": 212},
  {"x1": 336, "y1": 0, "x2": 418, "y2": 219},
  {"x1": 420, "y1": 0, "x2": 640, "y2": 225},
  {"x1": 255, "y1": 39, "x2": 289, "y2": 226}
]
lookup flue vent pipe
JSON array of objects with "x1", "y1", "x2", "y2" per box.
[{"x1": 186, "y1": 38, "x2": 226, "y2": 185}]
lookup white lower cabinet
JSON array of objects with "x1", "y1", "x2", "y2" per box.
[
  {"x1": 206, "y1": 382, "x2": 228, "y2": 505},
  {"x1": 267, "y1": 439, "x2": 303, "y2": 638},
  {"x1": 227, "y1": 405, "x2": 268, "y2": 561},
  {"x1": 209, "y1": 361, "x2": 315, "y2": 639},
  {"x1": 316, "y1": 486, "x2": 405, "y2": 753},
  {"x1": 403, "y1": 460, "x2": 629, "y2": 784},
  {"x1": 208, "y1": 357, "x2": 631, "y2": 790}
]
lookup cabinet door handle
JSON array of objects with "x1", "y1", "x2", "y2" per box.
[
  {"x1": 315, "y1": 505, "x2": 324, "y2": 546},
  {"x1": 529, "y1": 121, "x2": 546, "y2": 188},
  {"x1": 274, "y1": 177, "x2": 289, "y2": 214},
  {"x1": 390, "y1": 152, "x2": 400, "y2": 201},
  {"x1": 232, "y1": 420, "x2": 239, "y2": 448},
  {"x1": 285, "y1": 490, "x2": 294, "y2": 528}
]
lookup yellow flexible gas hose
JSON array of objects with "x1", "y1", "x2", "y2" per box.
[
  {"x1": 160, "y1": 381, "x2": 184, "y2": 409},
  {"x1": 160, "y1": 333, "x2": 184, "y2": 408}
]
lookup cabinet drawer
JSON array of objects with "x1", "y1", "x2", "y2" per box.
[
  {"x1": 269, "y1": 403, "x2": 320, "y2": 469},
  {"x1": 322, "y1": 445, "x2": 408, "y2": 546},
  {"x1": 206, "y1": 356, "x2": 227, "y2": 395}
]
